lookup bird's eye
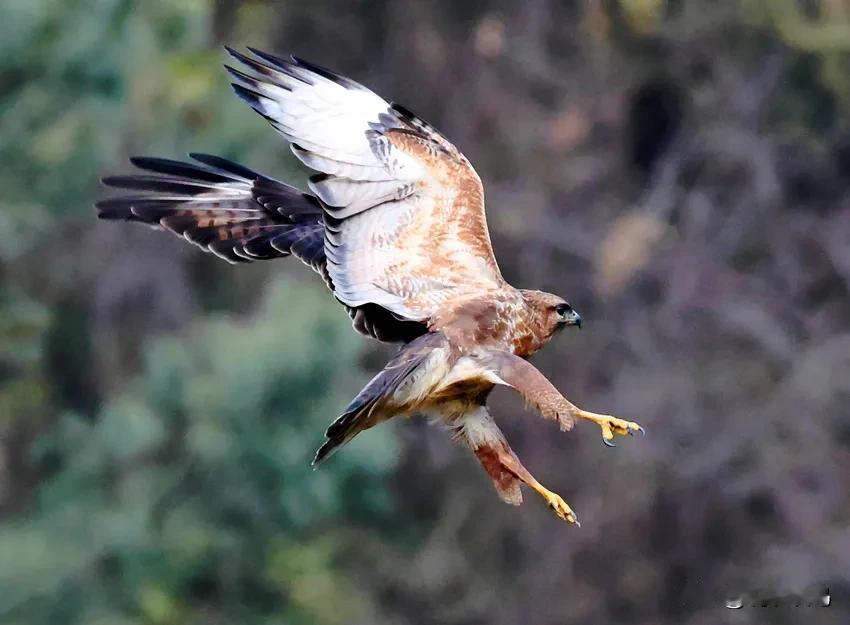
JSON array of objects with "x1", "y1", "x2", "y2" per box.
[{"x1": 554, "y1": 303, "x2": 571, "y2": 317}]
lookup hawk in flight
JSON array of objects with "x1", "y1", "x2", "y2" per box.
[{"x1": 97, "y1": 47, "x2": 644, "y2": 525}]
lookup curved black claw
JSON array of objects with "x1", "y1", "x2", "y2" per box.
[
  {"x1": 626, "y1": 424, "x2": 646, "y2": 437},
  {"x1": 602, "y1": 437, "x2": 616, "y2": 447}
]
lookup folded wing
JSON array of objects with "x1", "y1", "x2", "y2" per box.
[{"x1": 226, "y1": 47, "x2": 505, "y2": 323}]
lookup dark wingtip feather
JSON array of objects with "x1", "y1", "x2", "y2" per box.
[
  {"x1": 94, "y1": 199, "x2": 124, "y2": 220},
  {"x1": 390, "y1": 103, "x2": 416, "y2": 121},
  {"x1": 101, "y1": 175, "x2": 134, "y2": 188},
  {"x1": 243, "y1": 47, "x2": 317, "y2": 86},
  {"x1": 246, "y1": 46, "x2": 292, "y2": 70},
  {"x1": 230, "y1": 82, "x2": 266, "y2": 108},
  {"x1": 101, "y1": 175, "x2": 215, "y2": 195},
  {"x1": 189, "y1": 153, "x2": 259, "y2": 180},
  {"x1": 224, "y1": 64, "x2": 260, "y2": 88},
  {"x1": 312, "y1": 440, "x2": 339, "y2": 466},
  {"x1": 291, "y1": 55, "x2": 360, "y2": 89},
  {"x1": 128, "y1": 156, "x2": 152, "y2": 169},
  {"x1": 128, "y1": 156, "x2": 188, "y2": 172},
  {"x1": 95, "y1": 198, "x2": 144, "y2": 221},
  {"x1": 96, "y1": 153, "x2": 328, "y2": 271},
  {"x1": 225, "y1": 46, "x2": 284, "y2": 80},
  {"x1": 128, "y1": 156, "x2": 235, "y2": 183}
]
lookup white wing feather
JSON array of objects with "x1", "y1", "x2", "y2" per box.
[{"x1": 226, "y1": 48, "x2": 502, "y2": 320}]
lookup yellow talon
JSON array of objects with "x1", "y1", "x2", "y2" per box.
[
  {"x1": 577, "y1": 410, "x2": 644, "y2": 447},
  {"x1": 544, "y1": 491, "x2": 580, "y2": 526}
]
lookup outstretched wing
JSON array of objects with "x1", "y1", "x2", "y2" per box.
[
  {"x1": 97, "y1": 154, "x2": 426, "y2": 343},
  {"x1": 226, "y1": 47, "x2": 504, "y2": 323},
  {"x1": 96, "y1": 153, "x2": 326, "y2": 268}
]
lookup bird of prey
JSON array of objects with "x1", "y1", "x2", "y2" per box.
[{"x1": 97, "y1": 47, "x2": 644, "y2": 525}]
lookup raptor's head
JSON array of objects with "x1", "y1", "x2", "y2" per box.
[{"x1": 520, "y1": 290, "x2": 582, "y2": 341}]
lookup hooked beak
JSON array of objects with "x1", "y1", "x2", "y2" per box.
[{"x1": 566, "y1": 309, "x2": 582, "y2": 329}]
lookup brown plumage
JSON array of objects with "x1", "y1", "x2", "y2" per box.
[{"x1": 97, "y1": 47, "x2": 644, "y2": 525}]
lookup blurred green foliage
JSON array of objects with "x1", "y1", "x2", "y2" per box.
[
  {"x1": 3, "y1": 1, "x2": 850, "y2": 624},
  {"x1": 1, "y1": 279, "x2": 397, "y2": 624},
  {"x1": 0, "y1": 1, "x2": 399, "y2": 623}
]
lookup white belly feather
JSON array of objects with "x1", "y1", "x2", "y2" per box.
[{"x1": 390, "y1": 350, "x2": 505, "y2": 424}]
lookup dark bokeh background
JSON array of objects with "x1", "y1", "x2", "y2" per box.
[{"x1": 2, "y1": 1, "x2": 849, "y2": 623}]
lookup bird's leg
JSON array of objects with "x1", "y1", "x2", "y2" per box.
[
  {"x1": 472, "y1": 350, "x2": 644, "y2": 447},
  {"x1": 571, "y1": 408, "x2": 644, "y2": 447},
  {"x1": 454, "y1": 406, "x2": 579, "y2": 525},
  {"x1": 494, "y1": 447, "x2": 580, "y2": 526}
]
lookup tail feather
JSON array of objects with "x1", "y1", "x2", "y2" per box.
[{"x1": 313, "y1": 332, "x2": 448, "y2": 465}]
